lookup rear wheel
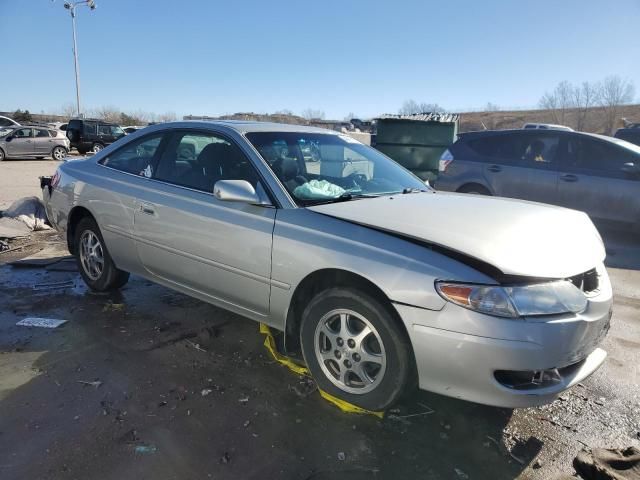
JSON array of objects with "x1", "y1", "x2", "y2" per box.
[
  {"x1": 91, "y1": 143, "x2": 104, "y2": 153},
  {"x1": 51, "y1": 146, "x2": 67, "y2": 161},
  {"x1": 457, "y1": 184, "x2": 491, "y2": 195},
  {"x1": 300, "y1": 287, "x2": 413, "y2": 411},
  {"x1": 0, "y1": 149, "x2": 4, "y2": 161},
  {"x1": 74, "y1": 217, "x2": 129, "y2": 291}
]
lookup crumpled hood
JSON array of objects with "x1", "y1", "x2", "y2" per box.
[{"x1": 308, "y1": 192, "x2": 606, "y2": 279}]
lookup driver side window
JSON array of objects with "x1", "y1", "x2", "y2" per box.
[
  {"x1": 100, "y1": 134, "x2": 164, "y2": 175},
  {"x1": 14, "y1": 128, "x2": 33, "y2": 138}
]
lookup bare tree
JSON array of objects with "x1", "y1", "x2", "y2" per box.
[
  {"x1": 58, "y1": 103, "x2": 77, "y2": 119},
  {"x1": 539, "y1": 81, "x2": 574, "y2": 126},
  {"x1": 573, "y1": 81, "x2": 601, "y2": 131},
  {"x1": 599, "y1": 75, "x2": 635, "y2": 134},
  {"x1": 301, "y1": 108, "x2": 325, "y2": 120},
  {"x1": 399, "y1": 100, "x2": 444, "y2": 115},
  {"x1": 157, "y1": 111, "x2": 177, "y2": 123},
  {"x1": 92, "y1": 105, "x2": 122, "y2": 123}
]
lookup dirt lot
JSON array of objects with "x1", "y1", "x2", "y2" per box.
[{"x1": 0, "y1": 160, "x2": 639, "y2": 479}]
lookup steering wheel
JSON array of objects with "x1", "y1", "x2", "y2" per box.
[{"x1": 346, "y1": 173, "x2": 368, "y2": 188}]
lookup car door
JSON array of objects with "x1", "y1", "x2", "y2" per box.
[
  {"x1": 132, "y1": 129, "x2": 276, "y2": 316},
  {"x1": 556, "y1": 135, "x2": 640, "y2": 223},
  {"x1": 33, "y1": 128, "x2": 54, "y2": 155},
  {"x1": 474, "y1": 131, "x2": 561, "y2": 204},
  {"x1": 96, "y1": 132, "x2": 168, "y2": 274},
  {"x1": 6, "y1": 128, "x2": 35, "y2": 156}
]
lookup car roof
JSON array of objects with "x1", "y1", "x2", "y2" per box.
[
  {"x1": 158, "y1": 120, "x2": 339, "y2": 135},
  {"x1": 458, "y1": 128, "x2": 640, "y2": 151}
]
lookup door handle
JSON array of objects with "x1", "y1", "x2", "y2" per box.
[
  {"x1": 488, "y1": 165, "x2": 502, "y2": 173},
  {"x1": 139, "y1": 203, "x2": 155, "y2": 215},
  {"x1": 560, "y1": 174, "x2": 578, "y2": 182}
]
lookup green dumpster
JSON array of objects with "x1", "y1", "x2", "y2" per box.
[{"x1": 374, "y1": 113, "x2": 459, "y2": 182}]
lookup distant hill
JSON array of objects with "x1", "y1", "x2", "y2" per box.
[{"x1": 458, "y1": 104, "x2": 640, "y2": 134}]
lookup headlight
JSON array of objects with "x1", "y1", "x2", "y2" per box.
[{"x1": 436, "y1": 280, "x2": 588, "y2": 318}]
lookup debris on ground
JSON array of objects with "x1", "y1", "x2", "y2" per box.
[
  {"x1": 134, "y1": 445, "x2": 157, "y2": 454},
  {"x1": 3, "y1": 196, "x2": 51, "y2": 231},
  {"x1": 201, "y1": 389, "x2": 213, "y2": 397},
  {"x1": 337, "y1": 452, "x2": 346, "y2": 461},
  {"x1": 102, "y1": 301, "x2": 125, "y2": 312},
  {"x1": 220, "y1": 452, "x2": 231, "y2": 464},
  {"x1": 573, "y1": 446, "x2": 640, "y2": 480},
  {"x1": 485, "y1": 435, "x2": 525, "y2": 465},
  {"x1": 0, "y1": 217, "x2": 31, "y2": 239},
  {"x1": 11, "y1": 243, "x2": 73, "y2": 268},
  {"x1": 16, "y1": 317, "x2": 68, "y2": 328},
  {"x1": 32, "y1": 279, "x2": 75, "y2": 291},
  {"x1": 77, "y1": 380, "x2": 102, "y2": 388},
  {"x1": 454, "y1": 467, "x2": 469, "y2": 479}
]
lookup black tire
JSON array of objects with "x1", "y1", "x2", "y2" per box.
[
  {"x1": 74, "y1": 217, "x2": 129, "y2": 291},
  {"x1": 300, "y1": 287, "x2": 413, "y2": 411},
  {"x1": 457, "y1": 184, "x2": 491, "y2": 195},
  {"x1": 0, "y1": 148, "x2": 6, "y2": 161}
]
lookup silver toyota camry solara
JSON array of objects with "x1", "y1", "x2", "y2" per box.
[{"x1": 43, "y1": 121, "x2": 612, "y2": 410}]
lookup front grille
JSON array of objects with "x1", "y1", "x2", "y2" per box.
[{"x1": 568, "y1": 268, "x2": 599, "y2": 295}]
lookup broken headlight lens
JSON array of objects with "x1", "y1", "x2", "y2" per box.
[{"x1": 436, "y1": 280, "x2": 587, "y2": 318}]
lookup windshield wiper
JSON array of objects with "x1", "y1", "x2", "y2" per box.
[
  {"x1": 402, "y1": 187, "x2": 427, "y2": 194},
  {"x1": 303, "y1": 192, "x2": 378, "y2": 206}
]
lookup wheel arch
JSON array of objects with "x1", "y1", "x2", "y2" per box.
[
  {"x1": 66, "y1": 205, "x2": 96, "y2": 255},
  {"x1": 457, "y1": 182, "x2": 491, "y2": 195},
  {"x1": 284, "y1": 268, "x2": 411, "y2": 354}
]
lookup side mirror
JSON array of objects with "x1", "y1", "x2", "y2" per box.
[
  {"x1": 213, "y1": 180, "x2": 263, "y2": 205},
  {"x1": 622, "y1": 162, "x2": 639, "y2": 176},
  {"x1": 5, "y1": 136, "x2": 12, "y2": 142}
]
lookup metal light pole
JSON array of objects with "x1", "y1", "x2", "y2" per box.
[{"x1": 63, "y1": 0, "x2": 97, "y2": 118}]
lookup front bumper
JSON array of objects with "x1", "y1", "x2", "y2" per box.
[{"x1": 395, "y1": 266, "x2": 612, "y2": 408}]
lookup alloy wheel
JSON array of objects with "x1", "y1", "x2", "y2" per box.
[
  {"x1": 314, "y1": 309, "x2": 387, "y2": 394},
  {"x1": 79, "y1": 230, "x2": 104, "y2": 281},
  {"x1": 52, "y1": 147, "x2": 66, "y2": 161}
]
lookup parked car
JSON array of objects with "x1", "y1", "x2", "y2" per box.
[
  {"x1": 614, "y1": 127, "x2": 640, "y2": 146},
  {"x1": 0, "y1": 115, "x2": 20, "y2": 128},
  {"x1": 122, "y1": 125, "x2": 144, "y2": 134},
  {"x1": 0, "y1": 126, "x2": 69, "y2": 161},
  {"x1": 65, "y1": 118, "x2": 125, "y2": 154},
  {"x1": 436, "y1": 129, "x2": 640, "y2": 226},
  {"x1": 523, "y1": 123, "x2": 573, "y2": 131},
  {"x1": 42, "y1": 121, "x2": 611, "y2": 410}
]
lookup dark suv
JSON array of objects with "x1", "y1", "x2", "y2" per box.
[
  {"x1": 66, "y1": 119, "x2": 125, "y2": 154},
  {"x1": 435, "y1": 129, "x2": 640, "y2": 225},
  {"x1": 614, "y1": 127, "x2": 640, "y2": 147}
]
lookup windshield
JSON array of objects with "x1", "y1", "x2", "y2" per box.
[{"x1": 246, "y1": 132, "x2": 429, "y2": 205}]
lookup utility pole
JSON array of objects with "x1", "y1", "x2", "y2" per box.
[{"x1": 63, "y1": 1, "x2": 97, "y2": 118}]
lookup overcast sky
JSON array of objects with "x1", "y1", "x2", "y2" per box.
[{"x1": 1, "y1": 0, "x2": 638, "y2": 119}]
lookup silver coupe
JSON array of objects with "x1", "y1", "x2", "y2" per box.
[{"x1": 43, "y1": 121, "x2": 612, "y2": 410}]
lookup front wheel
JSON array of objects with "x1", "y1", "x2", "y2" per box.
[
  {"x1": 0, "y1": 148, "x2": 4, "y2": 161},
  {"x1": 300, "y1": 287, "x2": 413, "y2": 411},
  {"x1": 91, "y1": 143, "x2": 104, "y2": 153},
  {"x1": 75, "y1": 217, "x2": 129, "y2": 291},
  {"x1": 51, "y1": 146, "x2": 67, "y2": 161}
]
